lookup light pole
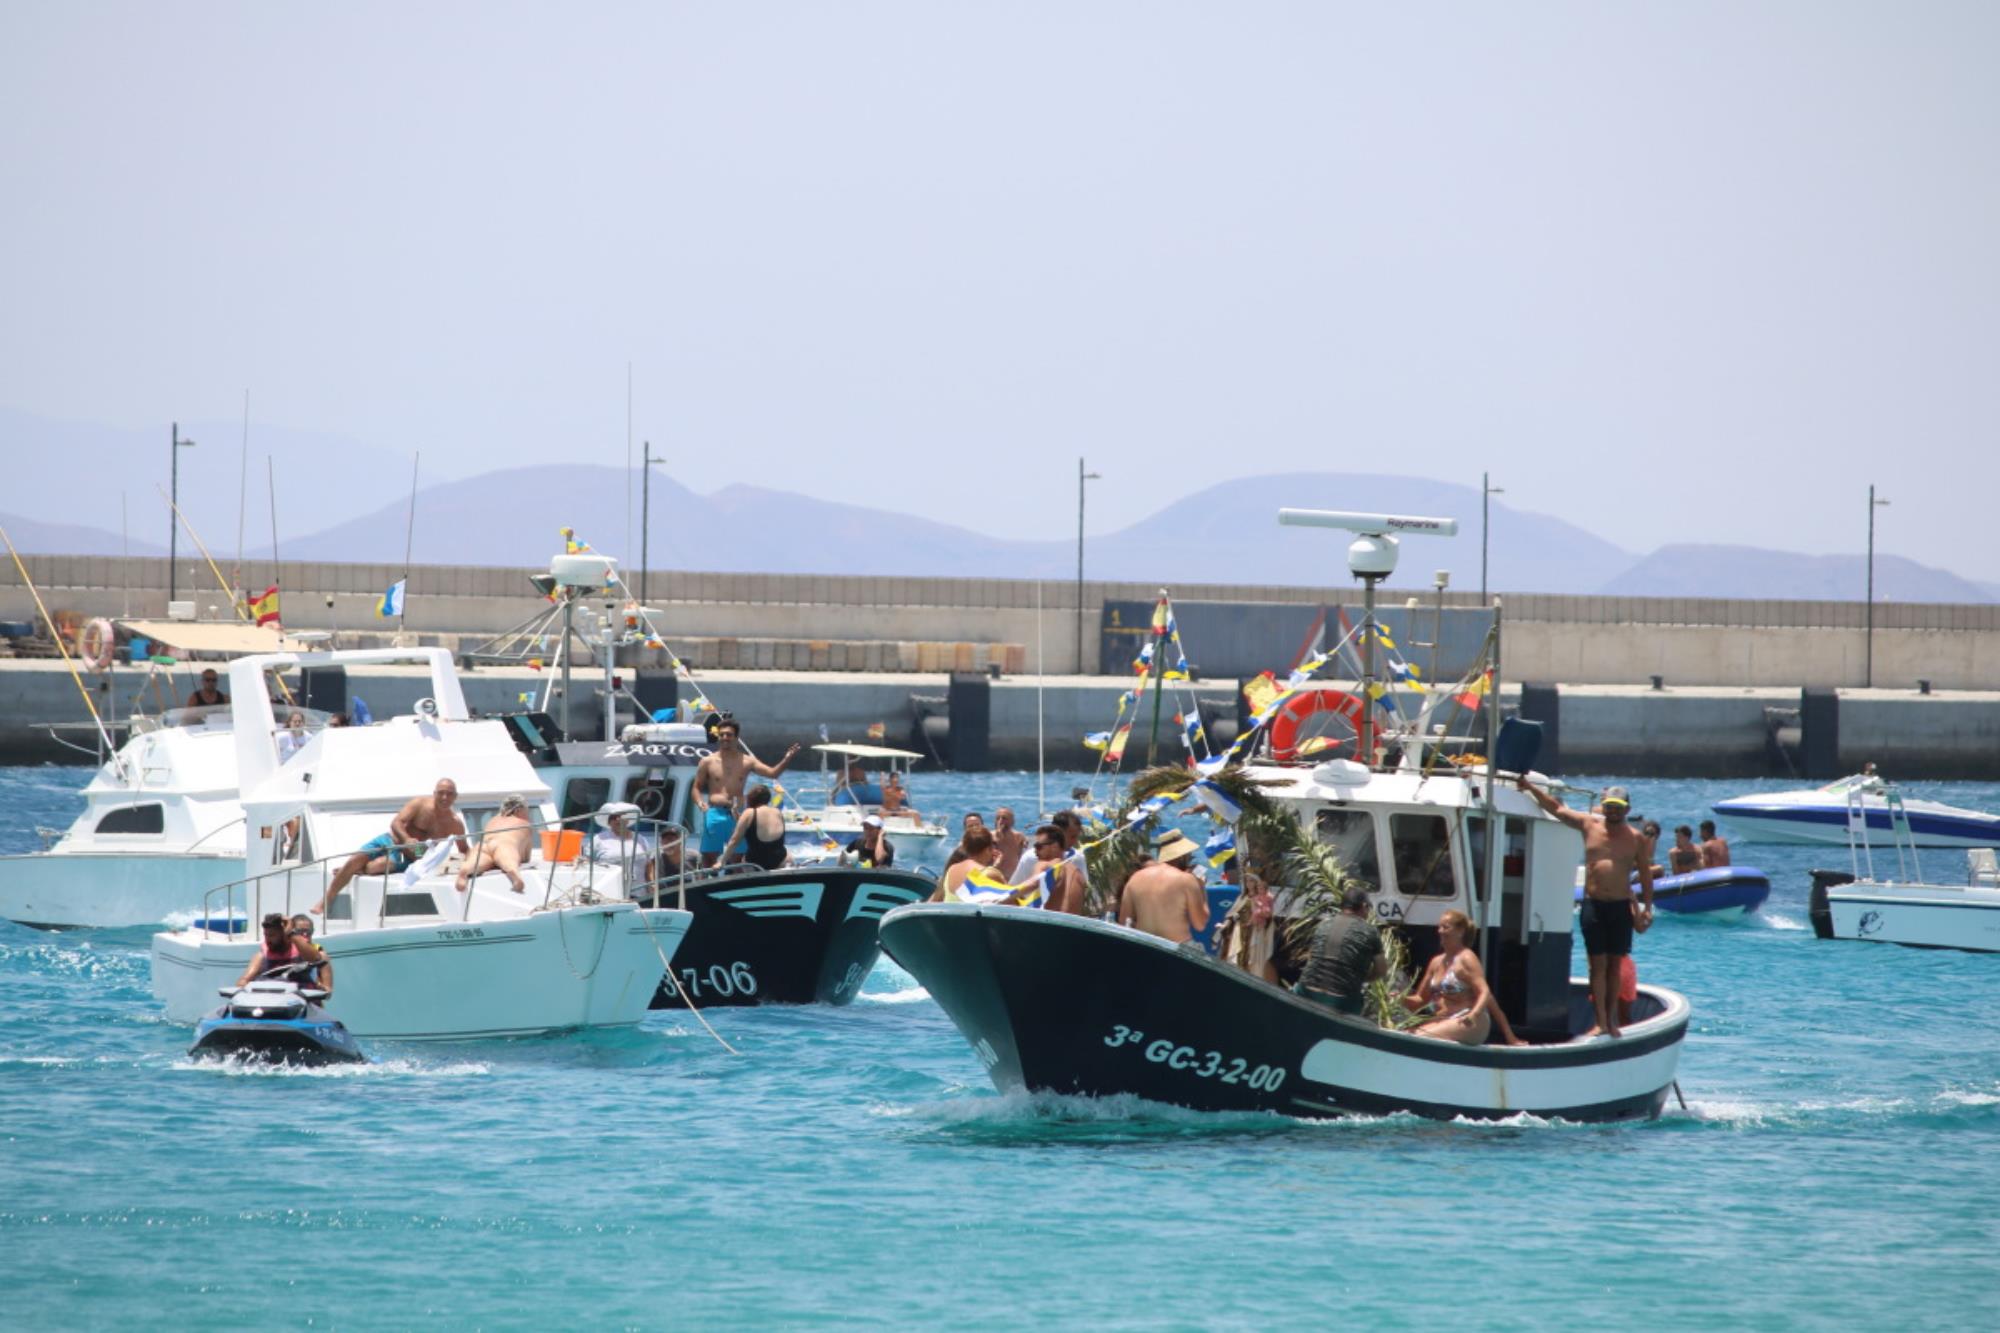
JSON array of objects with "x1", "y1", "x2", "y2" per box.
[
  {"x1": 640, "y1": 441, "x2": 666, "y2": 605},
  {"x1": 1076, "y1": 458, "x2": 1101, "y2": 674},
  {"x1": 1866, "y1": 484, "x2": 1890, "y2": 688},
  {"x1": 169, "y1": 423, "x2": 196, "y2": 607},
  {"x1": 1481, "y1": 472, "x2": 1504, "y2": 606}
]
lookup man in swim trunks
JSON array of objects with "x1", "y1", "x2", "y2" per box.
[
  {"x1": 456, "y1": 793, "x2": 535, "y2": 894},
  {"x1": 1518, "y1": 777, "x2": 1654, "y2": 1038},
  {"x1": 314, "y1": 778, "x2": 471, "y2": 913},
  {"x1": 691, "y1": 719, "x2": 801, "y2": 867}
]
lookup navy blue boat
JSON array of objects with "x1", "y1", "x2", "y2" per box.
[
  {"x1": 1574, "y1": 866, "x2": 1771, "y2": 920},
  {"x1": 189, "y1": 974, "x2": 365, "y2": 1067}
]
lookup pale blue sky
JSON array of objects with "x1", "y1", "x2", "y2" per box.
[{"x1": 3, "y1": 2, "x2": 1996, "y2": 577}]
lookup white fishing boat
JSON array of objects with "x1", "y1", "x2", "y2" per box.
[
  {"x1": 882, "y1": 508, "x2": 1692, "y2": 1123},
  {"x1": 1808, "y1": 784, "x2": 2000, "y2": 953},
  {"x1": 780, "y1": 743, "x2": 950, "y2": 848},
  {"x1": 1714, "y1": 772, "x2": 2000, "y2": 848},
  {"x1": 148, "y1": 647, "x2": 691, "y2": 1039}
]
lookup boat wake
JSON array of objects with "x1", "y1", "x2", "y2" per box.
[
  {"x1": 1758, "y1": 912, "x2": 1809, "y2": 932},
  {"x1": 1671, "y1": 1085, "x2": 2000, "y2": 1130},
  {"x1": 168, "y1": 1054, "x2": 492, "y2": 1079},
  {"x1": 0, "y1": 937, "x2": 149, "y2": 986},
  {"x1": 857, "y1": 986, "x2": 932, "y2": 1005}
]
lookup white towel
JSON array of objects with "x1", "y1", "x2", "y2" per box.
[{"x1": 402, "y1": 839, "x2": 454, "y2": 887}]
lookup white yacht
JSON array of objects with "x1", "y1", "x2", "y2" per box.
[
  {"x1": 0, "y1": 698, "x2": 264, "y2": 929},
  {"x1": 1809, "y1": 785, "x2": 2000, "y2": 953},
  {"x1": 149, "y1": 648, "x2": 691, "y2": 1039}
]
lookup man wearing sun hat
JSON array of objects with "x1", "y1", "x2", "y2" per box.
[
  {"x1": 1117, "y1": 828, "x2": 1210, "y2": 944},
  {"x1": 1516, "y1": 778, "x2": 1655, "y2": 1039}
]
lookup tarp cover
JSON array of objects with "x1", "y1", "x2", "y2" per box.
[{"x1": 117, "y1": 620, "x2": 299, "y2": 656}]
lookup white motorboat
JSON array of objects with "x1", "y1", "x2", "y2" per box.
[
  {"x1": 149, "y1": 647, "x2": 691, "y2": 1039},
  {"x1": 1713, "y1": 773, "x2": 2000, "y2": 848},
  {"x1": 883, "y1": 507, "x2": 1692, "y2": 1123},
  {"x1": 779, "y1": 743, "x2": 951, "y2": 848},
  {"x1": 1808, "y1": 784, "x2": 2000, "y2": 953}
]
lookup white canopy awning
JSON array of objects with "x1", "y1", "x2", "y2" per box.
[
  {"x1": 813, "y1": 742, "x2": 924, "y2": 761},
  {"x1": 119, "y1": 620, "x2": 301, "y2": 656}
]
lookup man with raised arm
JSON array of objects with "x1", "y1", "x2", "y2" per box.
[
  {"x1": 691, "y1": 718, "x2": 801, "y2": 868},
  {"x1": 1516, "y1": 777, "x2": 1654, "y2": 1039}
]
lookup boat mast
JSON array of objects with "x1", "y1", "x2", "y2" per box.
[
  {"x1": 1479, "y1": 598, "x2": 1503, "y2": 949},
  {"x1": 1144, "y1": 588, "x2": 1169, "y2": 767}
]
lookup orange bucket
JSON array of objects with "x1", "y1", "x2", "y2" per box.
[{"x1": 540, "y1": 829, "x2": 583, "y2": 863}]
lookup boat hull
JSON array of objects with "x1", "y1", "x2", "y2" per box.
[
  {"x1": 0, "y1": 851, "x2": 247, "y2": 929},
  {"x1": 881, "y1": 904, "x2": 1689, "y2": 1123},
  {"x1": 1809, "y1": 876, "x2": 2000, "y2": 953},
  {"x1": 153, "y1": 904, "x2": 690, "y2": 1039},
  {"x1": 648, "y1": 867, "x2": 935, "y2": 1008},
  {"x1": 189, "y1": 1014, "x2": 366, "y2": 1066},
  {"x1": 1713, "y1": 798, "x2": 2000, "y2": 848}
]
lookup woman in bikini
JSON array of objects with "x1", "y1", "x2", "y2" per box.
[{"x1": 1402, "y1": 910, "x2": 1525, "y2": 1046}]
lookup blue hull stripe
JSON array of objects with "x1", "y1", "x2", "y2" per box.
[{"x1": 1712, "y1": 802, "x2": 2000, "y2": 842}]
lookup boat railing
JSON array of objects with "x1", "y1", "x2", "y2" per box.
[{"x1": 190, "y1": 809, "x2": 698, "y2": 939}]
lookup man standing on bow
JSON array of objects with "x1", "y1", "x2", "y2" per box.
[{"x1": 1518, "y1": 778, "x2": 1654, "y2": 1039}]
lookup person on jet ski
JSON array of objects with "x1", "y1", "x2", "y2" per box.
[
  {"x1": 286, "y1": 914, "x2": 333, "y2": 1000},
  {"x1": 233, "y1": 913, "x2": 331, "y2": 999}
]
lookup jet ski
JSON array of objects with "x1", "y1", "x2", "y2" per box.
[{"x1": 188, "y1": 965, "x2": 365, "y2": 1066}]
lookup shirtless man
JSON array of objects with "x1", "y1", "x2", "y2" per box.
[
  {"x1": 315, "y1": 779, "x2": 471, "y2": 912},
  {"x1": 880, "y1": 773, "x2": 918, "y2": 820},
  {"x1": 1519, "y1": 778, "x2": 1653, "y2": 1038},
  {"x1": 1699, "y1": 820, "x2": 1731, "y2": 869},
  {"x1": 1118, "y1": 831, "x2": 1210, "y2": 943},
  {"x1": 456, "y1": 793, "x2": 535, "y2": 894},
  {"x1": 1669, "y1": 825, "x2": 1703, "y2": 876},
  {"x1": 992, "y1": 807, "x2": 1028, "y2": 880},
  {"x1": 691, "y1": 720, "x2": 801, "y2": 867}
]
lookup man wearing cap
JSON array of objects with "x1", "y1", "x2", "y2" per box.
[
  {"x1": 1517, "y1": 777, "x2": 1654, "y2": 1038},
  {"x1": 1118, "y1": 829, "x2": 1210, "y2": 944},
  {"x1": 841, "y1": 816, "x2": 894, "y2": 869}
]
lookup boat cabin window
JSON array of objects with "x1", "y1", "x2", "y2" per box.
[
  {"x1": 561, "y1": 778, "x2": 612, "y2": 824},
  {"x1": 1388, "y1": 813, "x2": 1457, "y2": 898},
  {"x1": 95, "y1": 804, "x2": 165, "y2": 835},
  {"x1": 384, "y1": 892, "x2": 439, "y2": 917},
  {"x1": 1314, "y1": 808, "x2": 1382, "y2": 893},
  {"x1": 626, "y1": 777, "x2": 678, "y2": 826}
]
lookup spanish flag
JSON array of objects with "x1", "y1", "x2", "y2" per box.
[
  {"x1": 1455, "y1": 671, "x2": 1492, "y2": 710},
  {"x1": 249, "y1": 585, "x2": 281, "y2": 628}
]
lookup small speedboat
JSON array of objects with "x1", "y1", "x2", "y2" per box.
[
  {"x1": 1573, "y1": 867, "x2": 1771, "y2": 921},
  {"x1": 1714, "y1": 774, "x2": 2000, "y2": 848},
  {"x1": 1810, "y1": 841, "x2": 2000, "y2": 953},
  {"x1": 189, "y1": 972, "x2": 365, "y2": 1066}
]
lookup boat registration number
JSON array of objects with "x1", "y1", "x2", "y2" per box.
[
  {"x1": 1103, "y1": 1025, "x2": 1287, "y2": 1092},
  {"x1": 678, "y1": 961, "x2": 758, "y2": 999}
]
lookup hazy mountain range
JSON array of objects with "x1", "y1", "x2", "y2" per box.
[{"x1": 2, "y1": 403, "x2": 1991, "y2": 602}]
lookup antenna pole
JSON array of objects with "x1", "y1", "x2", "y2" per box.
[
  {"x1": 1144, "y1": 589, "x2": 1169, "y2": 767},
  {"x1": 399, "y1": 451, "x2": 419, "y2": 632}
]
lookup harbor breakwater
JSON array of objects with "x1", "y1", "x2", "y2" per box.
[{"x1": 3, "y1": 660, "x2": 1996, "y2": 778}]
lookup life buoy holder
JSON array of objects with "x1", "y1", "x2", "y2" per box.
[
  {"x1": 75, "y1": 617, "x2": 117, "y2": 672},
  {"x1": 1267, "y1": 688, "x2": 1368, "y2": 763}
]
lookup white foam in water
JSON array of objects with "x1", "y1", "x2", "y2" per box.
[
  {"x1": 858, "y1": 987, "x2": 932, "y2": 1005},
  {"x1": 1936, "y1": 1087, "x2": 2000, "y2": 1108},
  {"x1": 170, "y1": 1055, "x2": 492, "y2": 1079},
  {"x1": 1759, "y1": 912, "x2": 1808, "y2": 932}
]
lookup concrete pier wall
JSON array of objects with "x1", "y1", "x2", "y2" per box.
[
  {"x1": 6, "y1": 658, "x2": 1997, "y2": 779},
  {"x1": 8, "y1": 555, "x2": 1999, "y2": 689}
]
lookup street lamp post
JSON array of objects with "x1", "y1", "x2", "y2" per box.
[
  {"x1": 169, "y1": 423, "x2": 196, "y2": 607},
  {"x1": 1866, "y1": 484, "x2": 1890, "y2": 688},
  {"x1": 1481, "y1": 472, "x2": 1504, "y2": 606},
  {"x1": 640, "y1": 441, "x2": 666, "y2": 605},
  {"x1": 1076, "y1": 458, "x2": 1101, "y2": 674}
]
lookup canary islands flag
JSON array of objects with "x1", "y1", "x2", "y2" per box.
[
  {"x1": 376, "y1": 578, "x2": 406, "y2": 619},
  {"x1": 248, "y1": 585, "x2": 281, "y2": 628}
]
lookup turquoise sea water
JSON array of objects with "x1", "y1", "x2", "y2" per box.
[{"x1": 4, "y1": 764, "x2": 1999, "y2": 1330}]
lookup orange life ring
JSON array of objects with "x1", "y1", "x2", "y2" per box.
[
  {"x1": 1268, "y1": 688, "x2": 1368, "y2": 763},
  {"x1": 75, "y1": 617, "x2": 116, "y2": 671}
]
